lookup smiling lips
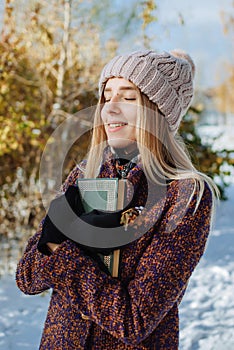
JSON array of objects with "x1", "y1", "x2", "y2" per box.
[{"x1": 106, "y1": 122, "x2": 128, "y2": 131}]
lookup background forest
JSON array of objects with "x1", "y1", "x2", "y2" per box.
[{"x1": 0, "y1": 0, "x2": 234, "y2": 274}]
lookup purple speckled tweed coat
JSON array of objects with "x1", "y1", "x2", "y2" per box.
[{"x1": 16, "y1": 156, "x2": 212, "y2": 349}]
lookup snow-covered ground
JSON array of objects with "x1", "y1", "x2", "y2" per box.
[
  {"x1": 179, "y1": 183, "x2": 234, "y2": 350},
  {"x1": 0, "y1": 184, "x2": 234, "y2": 350}
]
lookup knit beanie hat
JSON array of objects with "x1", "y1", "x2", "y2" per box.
[{"x1": 99, "y1": 50, "x2": 195, "y2": 133}]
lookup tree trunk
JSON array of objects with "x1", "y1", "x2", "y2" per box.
[{"x1": 55, "y1": 0, "x2": 72, "y2": 110}]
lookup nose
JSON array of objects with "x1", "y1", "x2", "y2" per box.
[
  {"x1": 105, "y1": 94, "x2": 121, "y2": 114},
  {"x1": 110, "y1": 93, "x2": 120, "y2": 103}
]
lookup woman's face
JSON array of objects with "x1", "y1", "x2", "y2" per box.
[{"x1": 101, "y1": 77, "x2": 139, "y2": 149}]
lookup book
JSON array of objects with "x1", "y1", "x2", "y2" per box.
[
  {"x1": 77, "y1": 178, "x2": 119, "y2": 212},
  {"x1": 76, "y1": 178, "x2": 126, "y2": 277}
]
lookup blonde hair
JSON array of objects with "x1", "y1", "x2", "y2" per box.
[{"x1": 84, "y1": 86, "x2": 219, "y2": 213}]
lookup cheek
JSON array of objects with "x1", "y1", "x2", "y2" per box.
[
  {"x1": 125, "y1": 105, "x2": 138, "y2": 127},
  {"x1": 101, "y1": 105, "x2": 111, "y2": 125},
  {"x1": 100, "y1": 109, "x2": 105, "y2": 123}
]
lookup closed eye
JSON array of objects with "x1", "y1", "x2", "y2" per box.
[{"x1": 104, "y1": 97, "x2": 136, "y2": 102}]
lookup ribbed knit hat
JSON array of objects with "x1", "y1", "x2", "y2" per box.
[{"x1": 99, "y1": 50, "x2": 195, "y2": 133}]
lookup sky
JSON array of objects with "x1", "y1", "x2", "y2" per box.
[
  {"x1": 116, "y1": 0, "x2": 234, "y2": 89},
  {"x1": 155, "y1": 0, "x2": 233, "y2": 89}
]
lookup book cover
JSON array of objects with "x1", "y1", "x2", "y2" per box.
[{"x1": 77, "y1": 178, "x2": 119, "y2": 212}]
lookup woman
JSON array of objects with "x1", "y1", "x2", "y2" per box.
[{"x1": 16, "y1": 50, "x2": 219, "y2": 349}]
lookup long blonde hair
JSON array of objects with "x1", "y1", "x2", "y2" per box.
[{"x1": 84, "y1": 86, "x2": 219, "y2": 212}]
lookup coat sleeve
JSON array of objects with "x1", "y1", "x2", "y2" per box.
[
  {"x1": 15, "y1": 226, "x2": 71, "y2": 294},
  {"x1": 18, "y1": 178, "x2": 213, "y2": 345}
]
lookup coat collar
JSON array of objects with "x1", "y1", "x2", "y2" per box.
[{"x1": 99, "y1": 146, "x2": 144, "y2": 182}]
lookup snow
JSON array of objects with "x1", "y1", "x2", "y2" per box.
[
  {"x1": 179, "y1": 182, "x2": 234, "y2": 350},
  {"x1": 0, "y1": 281, "x2": 50, "y2": 350},
  {"x1": 0, "y1": 185, "x2": 234, "y2": 350},
  {"x1": 198, "y1": 124, "x2": 234, "y2": 152}
]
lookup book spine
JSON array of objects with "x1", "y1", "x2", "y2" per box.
[{"x1": 112, "y1": 179, "x2": 126, "y2": 277}]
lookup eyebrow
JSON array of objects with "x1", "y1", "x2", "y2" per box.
[{"x1": 104, "y1": 86, "x2": 137, "y2": 92}]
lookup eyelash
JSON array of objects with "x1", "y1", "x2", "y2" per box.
[{"x1": 104, "y1": 97, "x2": 136, "y2": 102}]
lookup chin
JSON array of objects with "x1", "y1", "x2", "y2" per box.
[{"x1": 107, "y1": 138, "x2": 135, "y2": 149}]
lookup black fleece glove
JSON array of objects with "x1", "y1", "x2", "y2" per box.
[
  {"x1": 38, "y1": 184, "x2": 144, "y2": 255},
  {"x1": 38, "y1": 185, "x2": 85, "y2": 254},
  {"x1": 80, "y1": 209, "x2": 122, "y2": 228}
]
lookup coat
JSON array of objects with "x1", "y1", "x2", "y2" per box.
[{"x1": 16, "y1": 154, "x2": 213, "y2": 349}]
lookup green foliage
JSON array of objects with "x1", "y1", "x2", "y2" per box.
[
  {"x1": 0, "y1": 42, "x2": 47, "y2": 184},
  {"x1": 0, "y1": 0, "x2": 106, "y2": 246},
  {"x1": 0, "y1": 0, "x2": 109, "y2": 183}
]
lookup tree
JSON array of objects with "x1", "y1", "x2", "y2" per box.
[{"x1": 0, "y1": 0, "x2": 115, "y2": 250}]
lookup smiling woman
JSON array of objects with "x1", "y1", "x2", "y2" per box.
[{"x1": 16, "y1": 49, "x2": 219, "y2": 350}]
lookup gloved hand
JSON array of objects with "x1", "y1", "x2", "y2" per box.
[
  {"x1": 80, "y1": 209, "x2": 122, "y2": 228},
  {"x1": 78, "y1": 207, "x2": 143, "y2": 256},
  {"x1": 38, "y1": 184, "x2": 145, "y2": 255},
  {"x1": 38, "y1": 185, "x2": 85, "y2": 254},
  {"x1": 38, "y1": 185, "x2": 126, "y2": 255}
]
